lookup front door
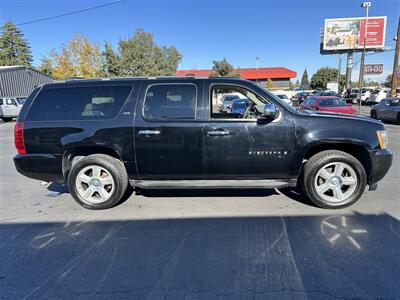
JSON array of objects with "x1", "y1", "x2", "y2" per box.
[
  {"x1": 203, "y1": 82, "x2": 296, "y2": 179},
  {"x1": 134, "y1": 80, "x2": 204, "y2": 180}
]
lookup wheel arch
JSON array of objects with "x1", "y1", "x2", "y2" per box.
[
  {"x1": 299, "y1": 142, "x2": 372, "y2": 183},
  {"x1": 62, "y1": 146, "x2": 123, "y2": 181}
]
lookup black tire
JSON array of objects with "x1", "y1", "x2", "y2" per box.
[
  {"x1": 302, "y1": 150, "x2": 367, "y2": 209},
  {"x1": 1, "y1": 117, "x2": 12, "y2": 122},
  {"x1": 67, "y1": 154, "x2": 129, "y2": 209},
  {"x1": 371, "y1": 110, "x2": 377, "y2": 119},
  {"x1": 397, "y1": 113, "x2": 400, "y2": 124}
]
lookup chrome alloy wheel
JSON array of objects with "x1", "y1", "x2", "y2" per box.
[
  {"x1": 314, "y1": 162, "x2": 358, "y2": 204},
  {"x1": 75, "y1": 165, "x2": 115, "y2": 204}
]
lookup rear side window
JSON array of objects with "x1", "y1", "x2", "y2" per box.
[
  {"x1": 143, "y1": 84, "x2": 196, "y2": 120},
  {"x1": 26, "y1": 85, "x2": 132, "y2": 121}
]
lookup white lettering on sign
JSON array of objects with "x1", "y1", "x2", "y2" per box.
[{"x1": 364, "y1": 64, "x2": 383, "y2": 75}]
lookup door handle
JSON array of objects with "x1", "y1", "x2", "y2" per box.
[
  {"x1": 207, "y1": 130, "x2": 230, "y2": 136},
  {"x1": 138, "y1": 130, "x2": 161, "y2": 136}
]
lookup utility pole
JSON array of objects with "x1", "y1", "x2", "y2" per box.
[
  {"x1": 345, "y1": 52, "x2": 353, "y2": 90},
  {"x1": 337, "y1": 54, "x2": 342, "y2": 92},
  {"x1": 358, "y1": 1, "x2": 371, "y2": 113},
  {"x1": 256, "y1": 56, "x2": 259, "y2": 83},
  {"x1": 390, "y1": 16, "x2": 400, "y2": 98}
]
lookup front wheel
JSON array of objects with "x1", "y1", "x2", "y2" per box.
[
  {"x1": 68, "y1": 154, "x2": 129, "y2": 209},
  {"x1": 371, "y1": 110, "x2": 377, "y2": 119},
  {"x1": 302, "y1": 150, "x2": 367, "y2": 209},
  {"x1": 1, "y1": 117, "x2": 12, "y2": 122}
]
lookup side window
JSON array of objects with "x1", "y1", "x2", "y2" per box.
[
  {"x1": 143, "y1": 84, "x2": 196, "y2": 120},
  {"x1": 26, "y1": 85, "x2": 132, "y2": 121},
  {"x1": 210, "y1": 85, "x2": 268, "y2": 120},
  {"x1": 6, "y1": 98, "x2": 17, "y2": 105},
  {"x1": 0, "y1": 99, "x2": 3, "y2": 105}
]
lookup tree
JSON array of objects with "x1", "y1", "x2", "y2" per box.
[
  {"x1": 265, "y1": 78, "x2": 274, "y2": 89},
  {"x1": 310, "y1": 67, "x2": 345, "y2": 89},
  {"x1": 0, "y1": 21, "x2": 32, "y2": 66},
  {"x1": 384, "y1": 74, "x2": 392, "y2": 88},
  {"x1": 300, "y1": 69, "x2": 309, "y2": 89},
  {"x1": 37, "y1": 57, "x2": 53, "y2": 77},
  {"x1": 295, "y1": 80, "x2": 300, "y2": 88},
  {"x1": 102, "y1": 41, "x2": 119, "y2": 77},
  {"x1": 211, "y1": 57, "x2": 240, "y2": 77},
  {"x1": 44, "y1": 33, "x2": 102, "y2": 79},
  {"x1": 118, "y1": 29, "x2": 181, "y2": 76}
]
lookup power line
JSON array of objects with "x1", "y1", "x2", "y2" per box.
[{"x1": 15, "y1": 0, "x2": 127, "y2": 26}]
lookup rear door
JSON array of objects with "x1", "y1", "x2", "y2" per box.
[{"x1": 134, "y1": 80, "x2": 204, "y2": 180}]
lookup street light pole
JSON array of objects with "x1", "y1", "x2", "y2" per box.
[
  {"x1": 358, "y1": 1, "x2": 371, "y2": 113},
  {"x1": 390, "y1": 17, "x2": 400, "y2": 98},
  {"x1": 256, "y1": 56, "x2": 259, "y2": 83}
]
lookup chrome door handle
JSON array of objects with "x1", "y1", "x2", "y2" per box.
[
  {"x1": 138, "y1": 130, "x2": 161, "y2": 136},
  {"x1": 207, "y1": 130, "x2": 230, "y2": 136}
]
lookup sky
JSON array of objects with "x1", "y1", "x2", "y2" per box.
[{"x1": 0, "y1": 0, "x2": 399, "y2": 82}]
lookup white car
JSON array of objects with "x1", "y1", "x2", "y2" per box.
[
  {"x1": 273, "y1": 94, "x2": 293, "y2": 106},
  {"x1": 368, "y1": 89, "x2": 389, "y2": 105},
  {"x1": 0, "y1": 97, "x2": 21, "y2": 122}
]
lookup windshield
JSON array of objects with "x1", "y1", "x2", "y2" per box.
[
  {"x1": 319, "y1": 98, "x2": 347, "y2": 107},
  {"x1": 224, "y1": 95, "x2": 239, "y2": 103},
  {"x1": 276, "y1": 94, "x2": 288, "y2": 99},
  {"x1": 231, "y1": 100, "x2": 248, "y2": 109}
]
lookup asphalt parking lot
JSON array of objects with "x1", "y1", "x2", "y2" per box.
[{"x1": 1, "y1": 106, "x2": 399, "y2": 299}]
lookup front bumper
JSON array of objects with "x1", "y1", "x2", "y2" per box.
[{"x1": 369, "y1": 148, "x2": 393, "y2": 185}]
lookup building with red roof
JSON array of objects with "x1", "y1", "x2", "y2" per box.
[{"x1": 175, "y1": 67, "x2": 297, "y2": 89}]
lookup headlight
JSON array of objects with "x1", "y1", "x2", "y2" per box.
[{"x1": 377, "y1": 130, "x2": 388, "y2": 149}]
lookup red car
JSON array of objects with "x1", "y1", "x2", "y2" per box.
[{"x1": 299, "y1": 96, "x2": 357, "y2": 115}]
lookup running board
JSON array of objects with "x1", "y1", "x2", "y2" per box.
[{"x1": 130, "y1": 179, "x2": 297, "y2": 189}]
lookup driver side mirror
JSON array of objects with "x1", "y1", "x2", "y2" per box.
[{"x1": 263, "y1": 103, "x2": 278, "y2": 120}]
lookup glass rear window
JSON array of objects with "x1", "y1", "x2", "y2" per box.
[
  {"x1": 143, "y1": 84, "x2": 196, "y2": 120},
  {"x1": 26, "y1": 85, "x2": 132, "y2": 121}
]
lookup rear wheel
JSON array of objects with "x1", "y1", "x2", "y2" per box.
[
  {"x1": 397, "y1": 113, "x2": 400, "y2": 124},
  {"x1": 302, "y1": 150, "x2": 367, "y2": 209},
  {"x1": 68, "y1": 154, "x2": 129, "y2": 209},
  {"x1": 371, "y1": 110, "x2": 377, "y2": 119},
  {"x1": 1, "y1": 117, "x2": 12, "y2": 122}
]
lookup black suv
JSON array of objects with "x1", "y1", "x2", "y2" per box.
[{"x1": 14, "y1": 77, "x2": 392, "y2": 209}]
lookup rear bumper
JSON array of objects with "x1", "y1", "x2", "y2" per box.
[
  {"x1": 13, "y1": 154, "x2": 64, "y2": 183},
  {"x1": 369, "y1": 148, "x2": 393, "y2": 185}
]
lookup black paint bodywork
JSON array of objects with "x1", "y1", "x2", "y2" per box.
[{"x1": 14, "y1": 78, "x2": 392, "y2": 188}]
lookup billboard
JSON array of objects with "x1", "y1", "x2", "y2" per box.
[
  {"x1": 364, "y1": 64, "x2": 383, "y2": 75},
  {"x1": 323, "y1": 17, "x2": 386, "y2": 52}
]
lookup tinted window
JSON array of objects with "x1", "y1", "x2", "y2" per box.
[
  {"x1": 26, "y1": 85, "x2": 132, "y2": 121},
  {"x1": 143, "y1": 84, "x2": 196, "y2": 120},
  {"x1": 319, "y1": 98, "x2": 347, "y2": 107},
  {"x1": 0, "y1": 99, "x2": 3, "y2": 105}
]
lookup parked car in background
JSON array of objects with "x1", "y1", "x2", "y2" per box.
[
  {"x1": 368, "y1": 89, "x2": 389, "y2": 105},
  {"x1": 292, "y1": 92, "x2": 311, "y2": 105},
  {"x1": 299, "y1": 96, "x2": 357, "y2": 115},
  {"x1": 273, "y1": 93, "x2": 293, "y2": 106},
  {"x1": 0, "y1": 97, "x2": 21, "y2": 122},
  {"x1": 386, "y1": 88, "x2": 400, "y2": 99},
  {"x1": 314, "y1": 91, "x2": 338, "y2": 97},
  {"x1": 220, "y1": 94, "x2": 240, "y2": 112},
  {"x1": 230, "y1": 98, "x2": 250, "y2": 114},
  {"x1": 371, "y1": 98, "x2": 400, "y2": 123}
]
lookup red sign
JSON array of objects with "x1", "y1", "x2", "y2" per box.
[
  {"x1": 359, "y1": 18, "x2": 385, "y2": 47},
  {"x1": 364, "y1": 64, "x2": 383, "y2": 75}
]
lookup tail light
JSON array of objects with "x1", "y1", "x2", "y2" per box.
[{"x1": 14, "y1": 122, "x2": 26, "y2": 154}]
